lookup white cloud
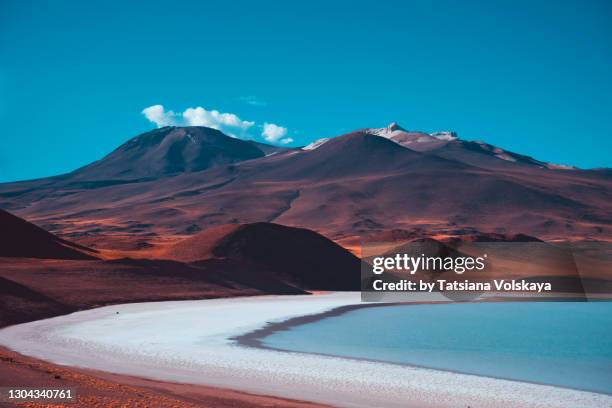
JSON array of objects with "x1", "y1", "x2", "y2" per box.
[
  {"x1": 142, "y1": 105, "x2": 291, "y2": 145},
  {"x1": 142, "y1": 105, "x2": 254, "y2": 135},
  {"x1": 262, "y1": 122, "x2": 288, "y2": 143},
  {"x1": 142, "y1": 105, "x2": 175, "y2": 127},
  {"x1": 182, "y1": 107, "x2": 254, "y2": 130}
]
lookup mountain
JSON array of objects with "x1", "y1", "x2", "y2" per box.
[
  {"x1": 364, "y1": 122, "x2": 576, "y2": 171},
  {"x1": 69, "y1": 126, "x2": 266, "y2": 181},
  {"x1": 0, "y1": 209, "x2": 97, "y2": 259},
  {"x1": 164, "y1": 222, "x2": 361, "y2": 290},
  {"x1": 0, "y1": 124, "x2": 610, "y2": 251}
]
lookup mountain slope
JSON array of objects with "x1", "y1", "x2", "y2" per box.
[
  {"x1": 0, "y1": 209, "x2": 97, "y2": 259},
  {"x1": 246, "y1": 140, "x2": 295, "y2": 155},
  {"x1": 0, "y1": 276, "x2": 76, "y2": 327}
]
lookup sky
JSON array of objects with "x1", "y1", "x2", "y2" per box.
[{"x1": 1, "y1": 0, "x2": 611, "y2": 182}]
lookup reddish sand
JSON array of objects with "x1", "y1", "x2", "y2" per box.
[{"x1": 0, "y1": 347, "x2": 326, "y2": 408}]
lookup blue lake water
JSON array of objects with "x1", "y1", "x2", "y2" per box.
[{"x1": 261, "y1": 302, "x2": 612, "y2": 394}]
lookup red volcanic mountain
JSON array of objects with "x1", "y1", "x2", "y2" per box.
[
  {"x1": 165, "y1": 222, "x2": 361, "y2": 290},
  {"x1": 69, "y1": 126, "x2": 267, "y2": 180},
  {"x1": 0, "y1": 209, "x2": 97, "y2": 259},
  {"x1": 0, "y1": 123, "x2": 610, "y2": 252}
]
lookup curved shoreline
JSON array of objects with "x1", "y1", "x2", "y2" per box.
[
  {"x1": 236, "y1": 299, "x2": 612, "y2": 397},
  {"x1": 233, "y1": 301, "x2": 400, "y2": 348},
  {"x1": 0, "y1": 292, "x2": 610, "y2": 408}
]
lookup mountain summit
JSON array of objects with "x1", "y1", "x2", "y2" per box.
[
  {"x1": 365, "y1": 122, "x2": 458, "y2": 151},
  {"x1": 385, "y1": 122, "x2": 405, "y2": 132},
  {"x1": 69, "y1": 126, "x2": 266, "y2": 181}
]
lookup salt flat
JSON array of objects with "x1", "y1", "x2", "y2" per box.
[{"x1": 0, "y1": 292, "x2": 609, "y2": 408}]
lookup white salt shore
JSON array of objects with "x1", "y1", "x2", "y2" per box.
[{"x1": 0, "y1": 292, "x2": 610, "y2": 408}]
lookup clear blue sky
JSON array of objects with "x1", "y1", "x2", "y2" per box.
[{"x1": 1, "y1": 0, "x2": 611, "y2": 182}]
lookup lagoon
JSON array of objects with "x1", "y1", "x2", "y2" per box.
[{"x1": 261, "y1": 301, "x2": 612, "y2": 394}]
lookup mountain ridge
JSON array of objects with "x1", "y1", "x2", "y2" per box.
[{"x1": 0, "y1": 124, "x2": 610, "y2": 249}]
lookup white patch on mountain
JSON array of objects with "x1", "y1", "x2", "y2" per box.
[
  {"x1": 367, "y1": 123, "x2": 458, "y2": 142},
  {"x1": 495, "y1": 153, "x2": 517, "y2": 162},
  {"x1": 545, "y1": 162, "x2": 576, "y2": 170},
  {"x1": 303, "y1": 138, "x2": 331, "y2": 151}
]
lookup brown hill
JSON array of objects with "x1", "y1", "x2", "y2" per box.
[
  {"x1": 0, "y1": 209, "x2": 97, "y2": 259},
  {"x1": 165, "y1": 222, "x2": 361, "y2": 290}
]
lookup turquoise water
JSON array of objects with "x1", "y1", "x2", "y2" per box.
[{"x1": 261, "y1": 302, "x2": 612, "y2": 394}]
